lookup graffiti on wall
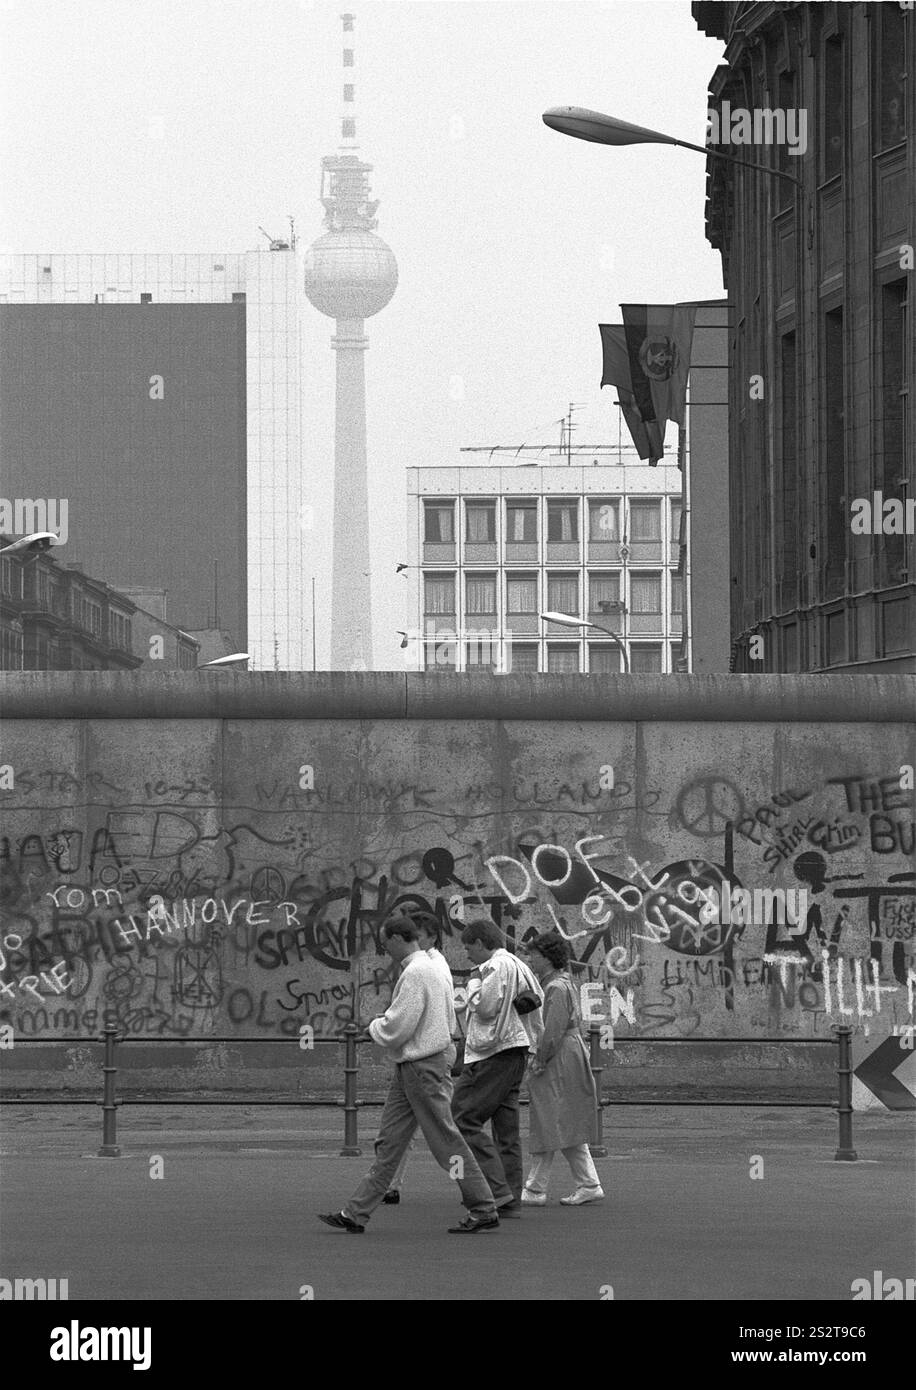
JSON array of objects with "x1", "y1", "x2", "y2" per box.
[{"x1": 1, "y1": 759, "x2": 913, "y2": 1040}]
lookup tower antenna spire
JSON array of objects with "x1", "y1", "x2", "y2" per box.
[{"x1": 303, "y1": 8, "x2": 398, "y2": 671}]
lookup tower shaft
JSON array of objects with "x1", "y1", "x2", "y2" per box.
[{"x1": 331, "y1": 317, "x2": 372, "y2": 669}]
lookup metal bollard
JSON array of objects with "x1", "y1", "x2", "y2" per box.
[
  {"x1": 340, "y1": 1023, "x2": 362, "y2": 1156},
  {"x1": 97, "y1": 1024, "x2": 121, "y2": 1157},
  {"x1": 588, "y1": 1024, "x2": 608, "y2": 1159},
  {"x1": 833, "y1": 1024, "x2": 858, "y2": 1162}
]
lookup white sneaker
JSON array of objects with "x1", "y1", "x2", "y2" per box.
[
  {"x1": 521, "y1": 1188, "x2": 547, "y2": 1205},
  {"x1": 560, "y1": 1185, "x2": 605, "y2": 1205}
]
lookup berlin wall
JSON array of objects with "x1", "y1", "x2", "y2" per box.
[{"x1": 1, "y1": 673, "x2": 913, "y2": 1100}]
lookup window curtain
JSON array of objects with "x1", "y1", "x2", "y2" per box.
[
  {"x1": 466, "y1": 506, "x2": 494, "y2": 542},
  {"x1": 547, "y1": 646, "x2": 578, "y2": 673},
  {"x1": 589, "y1": 502, "x2": 617, "y2": 540},
  {"x1": 589, "y1": 645, "x2": 620, "y2": 674},
  {"x1": 508, "y1": 506, "x2": 535, "y2": 542},
  {"x1": 547, "y1": 575, "x2": 578, "y2": 613},
  {"x1": 424, "y1": 577, "x2": 455, "y2": 615},
  {"x1": 589, "y1": 573, "x2": 619, "y2": 609},
  {"x1": 507, "y1": 577, "x2": 537, "y2": 613},
  {"x1": 466, "y1": 575, "x2": 496, "y2": 615},
  {"x1": 549, "y1": 505, "x2": 576, "y2": 542},
  {"x1": 631, "y1": 575, "x2": 661, "y2": 613},
  {"x1": 630, "y1": 504, "x2": 661, "y2": 540}
]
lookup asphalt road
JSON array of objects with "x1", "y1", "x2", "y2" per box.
[{"x1": 1, "y1": 1104, "x2": 912, "y2": 1301}]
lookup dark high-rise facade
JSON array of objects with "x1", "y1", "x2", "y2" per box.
[
  {"x1": 0, "y1": 302, "x2": 247, "y2": 644},
  {"x1": 694, "y1": 1, "x2": 914, "y2": 672}
]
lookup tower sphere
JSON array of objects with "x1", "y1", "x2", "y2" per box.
[{"x1": 303, "y1": 229, "x2": 398, "y2": 319}]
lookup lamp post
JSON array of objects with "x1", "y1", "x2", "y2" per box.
[
  {"x1": 0, "y1": 532, "x2": 60, "y2": 556},
  {"x1": 197, "y1": 653, "x2": 251, "y2": 669},
  {"x1": 541, "y1": 107, "x2": 803, "y2": 188},
  {"x1": 540, "y1": 610, "x2": 629, "y2": 673}
]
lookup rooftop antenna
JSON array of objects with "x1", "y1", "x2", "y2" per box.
[{"x1": 560, "y1": 402, "x2": 586, "y2": 465}]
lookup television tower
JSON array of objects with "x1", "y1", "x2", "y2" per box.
[{"x1": 303, "y1": 11, "x2": 398, "y2": 670}]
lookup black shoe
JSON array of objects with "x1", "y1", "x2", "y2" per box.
[
  {"x1": 318, "y1": 1211, "x2": 365, "y2": 1234},
  {"x1": 382, "y1": 1190, "x2": 401, "y2": 1205},
  {"x1": 496, "y1": 1200, "x2": 522, "y2": 1218},
  {"x1": 447, "y1": 1213, "x2": 500, "y2": 1234}
]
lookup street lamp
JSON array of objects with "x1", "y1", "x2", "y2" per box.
[
  {"x1": 197, "y1": 653, "x2": 250, "y2": 669},
  {"x1": 540, "y1": 610, "x2": 629, "y2": 674},
  {"x1": 542, "y1": 106, "x2": 803, "y2": 187},
  {"x1": 0, "y1": 532, "x2": 60, "y2": 556}
]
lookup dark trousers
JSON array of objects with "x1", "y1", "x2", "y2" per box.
[{"x1": 451, "y1": 1046, "x2": 528, "y2": 1205}]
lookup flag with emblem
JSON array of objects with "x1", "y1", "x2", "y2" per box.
[{"x1": 599, "y1": 305, "x2": 696, "y2": 465}]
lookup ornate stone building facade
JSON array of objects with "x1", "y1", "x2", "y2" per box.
[{"x1": 694, "y1": 1, "x2": 914, "y2": 671}]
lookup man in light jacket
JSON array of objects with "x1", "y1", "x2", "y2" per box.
[
  {"x1": 452, "y1": 918, "x2": 544, "y2": 1216},
  {"x1": 318, "y1": 916, "x2": 500, "y2": 1234}
]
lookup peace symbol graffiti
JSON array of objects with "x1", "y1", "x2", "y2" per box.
[{"x1": 675, "y1": 777, "x2": 746, "y2": 838}]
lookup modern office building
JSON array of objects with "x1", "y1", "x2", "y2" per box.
[
  {"x1": 407, "y1": 457, "x2": 687, "y2": 674},
  {"x1": 694, "y1": 0, "x2": 915, "y2": 672},
  {"x1": 0, "y1": 248, "x2": 306, "y2": 670}
]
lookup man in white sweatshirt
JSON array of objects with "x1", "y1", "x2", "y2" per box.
[
  {"x1": 452, "y1": 918, "x2": 543, "y2": 1215},
  {"x1": 318, "y1": 916, "x2": 500, "y2": 1234}
]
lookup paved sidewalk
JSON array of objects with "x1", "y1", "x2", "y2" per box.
[{"x1": 1, "y1": 1104, "x2": 913, "y2": 1301}]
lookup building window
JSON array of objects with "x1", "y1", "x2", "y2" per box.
[
  {"x1": 466, "y1": 573, "x2": 496, "y2": 617},
  {"x1": 823, "y1": 306, "x2": 846, "y2": 581},
  {"x1": 826, "y1": 610, "x2": 846, "y2": 667},
  {"x1": 465, "y1": 502, "x2": 496, "y2": 543},
  {"x1": 879, "y1": 280, "x2": 908, "y2": 585},
  {"x1": 630, "y1": 573, "x2": 662, "y2": 618},
  {"x1": 232, "y1": 292, "x2": 246, "y2": 302},
  {"x1": 776, "y1": 70, "x2": 797, "y2": 209},
  {"x1": 547, "y1": 500, "x2": 578, "y2": 542},
  {"x1": 589, "y1": 499, "x2": 618, "y2": 540},
  {"x1": 424, "y1": 501, "x2": 455, "y2": 543},
  {"x1": 588, "y1": 572, "x2": 620, "y2": 612},
  {"x1": 1, "y1": 628, "x2": 23, "y2": 670},
  {"x1": 778, "y1": 331, "x2": 799, "y2": 597},
  {"x1": 506, "y1": 500, "x2": 537, "y2": 542},
  {"x1": 877, "y1": 4, "x2": 907, "y2": 150},
  {"x1": 589, "y1": 643, "x2": 620, "y2": 675},
  {"x1": 178, "y1": 644, "x2": 197, "y2": 670},
  {"x1": 670, "y1": 573, "x2": 683, "y2": 615},
  {"x1": 823, "y1": 34, "x2": 844, "y2": 181},
  {"x1": 81, "y1": 598, "x2": 102, "y2": 636},
  {"x1": 140, "y1": 292, "x2": 152, "y2": 303},
  {"x1": 343, "y1": 83, "x2": 354, "y2": 101},
  {"x1": 509, "y1": 644, "x2": 538, "y2": 673},
  {"x1": 1, "y1": 558, "x2": 23, "y2": 599},
  {"x1": 547, "y1": 573, "x2": 578, "y2": 616},
  {"x1": 670, "y1": 500, "x2": 683, "y2": 549},
  {"x1": 110, "y1": 612, "x2": 131, "y2": 651},
  {"x1": 342, "y1": 13, "x2": 354, "y2": 31},
  {"x1": 466, "y1": 640, "x2": 498, "y2": 671},
  {"x1": 547, "y1": 644, "x2": 579, "y2": 673},
  {"x1": 341, "y1": 118, "x2": 356, "y2": 139},
  {"x1": 629, "y1": 501, "x2": 661, "y2": 541},
  {"x1": 343, "y1": 48, "x2": 354, "y2": 66},
  {"x1": 670, "y1": 641, "x2": 687, "y2": 673},
  {"x1": 423, "y1": 574, "x2": 455, "y2": 615},
  {"x1": 425, "y1": 638, "x2": 456, "y2": 671},
  {"x1": 630, "y1": 644, "x2": 662, "y2": 673},
  {"x1": 507, "y1": 573, "x2": 537, "y2": 614},
  {"x1": 880, "y1": 597, "x2": 911, "y2": 656}
]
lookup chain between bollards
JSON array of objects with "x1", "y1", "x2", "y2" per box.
[
  {"x1": 98, "y1": 1024, "x2": 121, "y2": 1157},
  {"x1": 833, "y1": 1024, "x2": 858, "y2": 1161},
  {"x1": 588, "y1": 1024, "x2": 608, "y2": 1158},
  {"x1": 340, "y1": 1022, "x2": 362, "y2": 1156}
]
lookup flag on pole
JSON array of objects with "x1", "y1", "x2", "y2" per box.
[{"x1": 599, "y1": 305, "x2": 696, "y2": 465}]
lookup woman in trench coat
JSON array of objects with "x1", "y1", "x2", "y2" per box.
[{"x1": 521, "y1": 932, "x2": 605, "y2": 1206}]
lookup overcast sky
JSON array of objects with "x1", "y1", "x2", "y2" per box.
[{"x1": 0, "y1": 0, "x2": 726, "y2": 667}]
